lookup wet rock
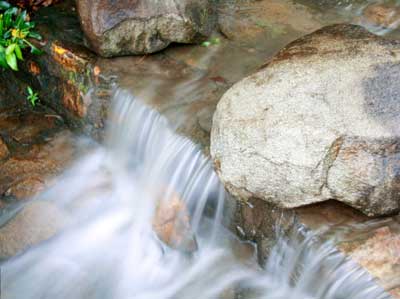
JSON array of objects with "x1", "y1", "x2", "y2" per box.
[
  {"x1": 0, "y1": 137, "x2": 9, "y2": 160},
  {"x1": 76, "y1": 0, "x2": 217, "y2": 57},
  {"x1": 362, "y1": 3, "x2": 400, "y2": 29},
  {"x1": 211, "y1": 24, "x2": 400, "y2": 216},
  {"x1": 233, "y1": 197, "x2": 400, "y2": 295},
  {"x1": 0, "y1": 2, "x2": 113, "y2": 140},
  {"x1": 153, "y1": 189, "x2": 197, "y2": 252},
  {"x1": 0, "y1": 201, "x2": 68, "y2": 259},
  {"x1": 5, "y1": 178, "x2": 45, "y2": 200},
  {"x1": 339, "y1": 222, "x2": 400, "y2": 294},
  {"x1": 0, "y1": 131, "x2": 75, "y2": 199}
]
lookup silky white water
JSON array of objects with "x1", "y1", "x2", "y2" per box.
[{"x1": 1, "y1": 90, "x2": 392, "y2": 299}]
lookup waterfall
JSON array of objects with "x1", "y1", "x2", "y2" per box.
[{"x1": 1, "y1": 89, "x2": 391, "y2": 299}]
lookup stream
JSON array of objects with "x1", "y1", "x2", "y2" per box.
[
  {"x1": 1, "y1": 90, "x2": 392, "y2": 299},
  {"x1": 0, "y1": 0, "x2": 400, "y2": 298}
]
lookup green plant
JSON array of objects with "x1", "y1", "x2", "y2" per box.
[
  {"x1": 0, "y1": 1, "x2": 42, "y2": 71},
  {"x1": 201, "y1": 37, "x2": 221, "y2": 47},
  {"x1": 26, "y1": 86, "x2": 39, "y2": 106}
]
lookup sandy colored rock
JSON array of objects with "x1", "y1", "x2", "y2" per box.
[
  {"x1": 211, "y1": 24, "x2": 400, "y2": 216},
  {"x1": 0, "y1": 201, "x2": 68, "y2": 258},
  {"x1": 5, "y1": 177, "x2": 45, "y2": 200},
  {"x1": 0, "y1": 131, "x2": 75, "y2": 198}
]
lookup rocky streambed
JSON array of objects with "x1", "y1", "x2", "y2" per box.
[{"x1": 0, "y1": 0, "x2": 400, "y2": 297}]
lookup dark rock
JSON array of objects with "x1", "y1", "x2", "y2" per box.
[
  {"x1": 76, "y1": 0, "x2": 217, "y2": 57},
  {"x1": 0, "y1": 1, "x2": 113, "y2": 140}
]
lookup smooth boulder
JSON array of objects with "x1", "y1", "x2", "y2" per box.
[
  {"x1": 211, "y1": 24, "x2": 400, "y2": 216},
  {"x1": 77, "y1": 0, "x2": 217, "y2": 57}
]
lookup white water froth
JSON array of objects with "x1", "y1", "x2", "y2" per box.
[{"x1": 1, "y1": 90, "x2": 392, "y2": 299}]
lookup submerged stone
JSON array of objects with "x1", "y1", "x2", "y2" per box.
[
  {"x1": 0, "y1": 201, "x2": 68, "y2": 259},
  {"x1": 153, "y1": 189, "x2": 198, "y2": 253}
]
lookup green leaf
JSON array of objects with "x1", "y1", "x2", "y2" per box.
[
  {"x1": 0, "y1": 18, "x2": 3, "y2": 36},
  {"x1": 0, "y1": 51, "x2": 8, "y2": 68},
  {"x1": 4, "y1": 7, "x2": 18, "y2": 28},
  {"x1": 211, "y1": 37, "x2": 220, "y2": 45},
  {"x1": 0, "y1": 1, "x2": 10, "y2": 10},
  {"x1": 24, "y1": 21, "x2": 35, "y2": 29},
  {"x1": 5, "y1": 43, "x2": 15, "y2": 55},
  {"x1": 3, "y1": 30, "x2": 10, "y2": 39},
  {"x1": 15, "y1": 10, "x2": 27, "y2": 28},
  {"x1": 28, "y1": 31, "x2": 42, "y2": 40},
  {"x1": 5, "y1": 51, "x2": 17, "y2": 70},
  {"x1": 3, "y1": 7, "x2": 18, "y2": 28},
  {"x1": 27, "y1": 86, "x2": 33, "y2": 95},
  {"x1": 14, "y1": 43, "x2": 22, "y2": 60},
  {"x1": 28, "y1": 42, "x2": 42, "y2": 55}
]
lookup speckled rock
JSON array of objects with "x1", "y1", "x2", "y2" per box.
[
  {"x1": 211, "y1": 24, "x2": 400, "y2": 216},
  {"x1": 76, "y1": 0, "x2": 217, "y2": 57}
]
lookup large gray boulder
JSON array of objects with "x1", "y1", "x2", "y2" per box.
[
  {"x1": 77, "y1": 0, "x2": 217, "y2": 57},
  {"x1": 211, "y1": 24, "x2": 400, "y2": 217}
]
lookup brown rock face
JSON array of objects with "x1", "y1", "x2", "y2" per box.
[
  {"x1": 76, "y1": 0, "x2": 217, "y2": 57},
  {"x1": 0, "y1": 138, "x2": 9, "y2": 160}
]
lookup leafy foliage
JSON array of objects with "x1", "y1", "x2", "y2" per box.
[
  {"x1": 201, "y1": 37, "x2": 221, "y2": 48},
  {"x1": 26, "y1": 85, "x2": 38, "y2": 106},
  {"x1": 201, "y1": 37, "x2": 220, "y2": 47},
  {"x1": 0, "y1": 1, "x2": 42, "y2": 71}
]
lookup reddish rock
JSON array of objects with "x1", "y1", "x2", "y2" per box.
[
  {"x1": 28, "y1": 61, "x2": 41, "y2": 76},
  {"x1": 0, "y1": 138, "x2": 9, "y2": 160},
  {"x1": 51, "y1": 43, "x2": 92, "y2": 73},
  {"x1": 152, "y1": 189, "x2": 197, "y2": 252},
  {"x1": 339, "y1": 223, "x2": 400, "y2": 296},
  {"x1": 62, "y1": 82, "x2": 87, "y2": 118}
]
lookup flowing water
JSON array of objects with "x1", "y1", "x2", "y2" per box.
[
  {"x1": 0, "y1": 90, "x2": 392, "y2": 299},
  {"x1": 1, "y1": 0, "x2": 400, "y2": 298}
]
